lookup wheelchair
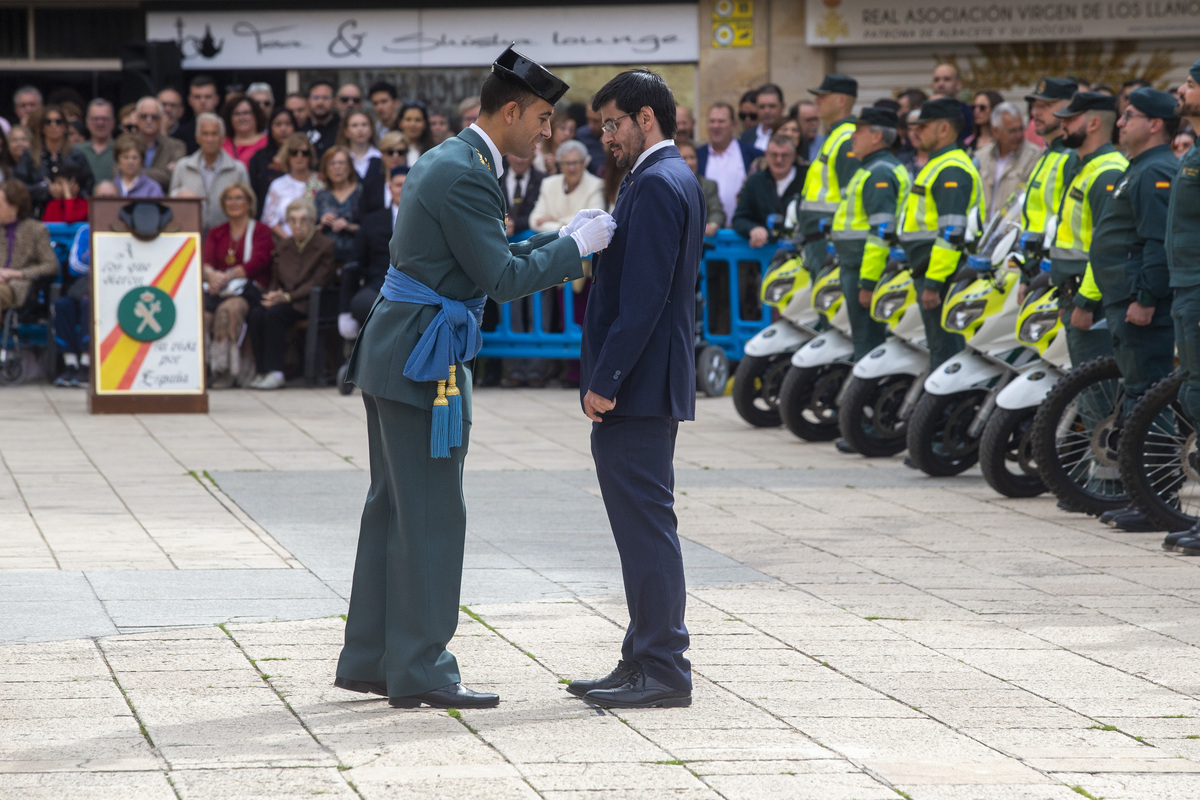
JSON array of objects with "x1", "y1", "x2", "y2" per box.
[{"x1": 0, "y1": 275, "x2": 58, "y2": 386}]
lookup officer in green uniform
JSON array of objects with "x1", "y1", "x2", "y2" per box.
[
  {"x1": 335, "y1": 47, "x2": 616, "y2": 709},
  {"x1": 900, "y1": 97, "x2": 984, "y2": 369},
  {"x1": 1074, "y1": 88, "x2": 1180, "y2": 532},
  {"x1": 831, "y1": 105, "x2": 911, "y2": 359},
  {"x1": 1162, "y1": 61, "x2": 1200, "y2": 554},
  {"x1": 1048, "y1": 92, "x2": 1128, "y2": 365},
  {"x1": 798, "y1": 74, "x2": 860, "y2": 274}
]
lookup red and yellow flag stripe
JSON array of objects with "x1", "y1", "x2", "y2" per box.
[{"x1": 98, "y1": 237, "x2": 196, "y2": 392}]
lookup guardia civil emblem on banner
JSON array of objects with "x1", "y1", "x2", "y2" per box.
[{"x1": 117, "y1": 286, "x2": 176, "y2": 342}]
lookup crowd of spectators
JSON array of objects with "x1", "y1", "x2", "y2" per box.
[{"x1": 3, "y1": 63, "x2": 1193, "y2": 391}]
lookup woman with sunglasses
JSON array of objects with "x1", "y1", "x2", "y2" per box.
[
  {"x1": 398, "y1": 102, "x2": 435, "y2": 164},
  {"x1": 965, "y1": 90, "x2": 1004, "y2": 158},
  {"x1": 336, "y1": 109, "x2": 381, "y2": 179},
  {"x1": 248, "y1": 108, "x2": 297, "y2": 220},
  {"x1": 14, "y1": 104, "x2": 94, "y2": 217},
  {"x1": 221, "y1": 93, "x2": 269, "y2": 168},
  {"x1": 360, "y1": 129, "x2": 408, "y2": 215},
  {"x1": 262, "y1": 132, "x2": 325, "y2": 239}
]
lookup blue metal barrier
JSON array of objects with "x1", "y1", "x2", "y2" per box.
[
  {"x1": 478, "y1": 229, "x2": 781, "y2": 362},
  {"x1": 44, "y1": 222, "x2": 86, "y2": 274}
]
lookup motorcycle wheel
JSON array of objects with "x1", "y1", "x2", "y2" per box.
[
  {"x1": 778, "y1": 362, "x2": 850, "y2": 442},
  {"x1": 696, "y1": 345, "x2": 730, "y2": 398},
  {"x1": 1030, "y1": 356, "x2": 1127, "y2": 516},
  {"x1": 906, "y1": 389, "x2": 986, "y2": 476},
  {"x1": 979, "y1": 406, "x2": 1045, "y2": 497},
  {"x1": 731, "y1": 354, "x2": 792, "y2": 428},
  {"x1": 837, "y1": 374, "x2": 913, "y2": 457},
  {"x1": 1118, "y1": 373, "x2": 1194, "y2": 531}
]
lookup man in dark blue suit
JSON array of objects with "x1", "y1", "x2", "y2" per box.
[{"x1": 567, "y1": 69, "x2": 706, "y2": 709}]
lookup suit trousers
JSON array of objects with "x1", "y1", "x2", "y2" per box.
[
  {"x1": 1105, "y1": 301, "x2": 1175, "y2": 415},
  {"x1": 337, "y1": 392, "x2": 470, "y2": 697},
  {"x1": 247, "y1": 302, "x2": 303, "y2": 373},
  {"x1": 591, "y1": 415, "x2": 691, "y2": 691},
  {"x1": 839, "y1": 266, "x2": 886, "y2": 360}
]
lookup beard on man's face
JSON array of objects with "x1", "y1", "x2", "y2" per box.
[
  {"x1": 1061, "y1": 126, "x2": 1087, "y2": 149},
  {"x1": 1180, "y1": 99, "x2": 1200, "y2": 118}
]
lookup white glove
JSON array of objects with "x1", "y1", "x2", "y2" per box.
[
  {"x1": 338, "y1": 312, "x2": 360, "y2": 340},
  {"x1": 570, "y1": 212, "x2": 617, "y2": 257},
  {"x1": 560, "y1": 208, "x2": 608, "y2": 238}
]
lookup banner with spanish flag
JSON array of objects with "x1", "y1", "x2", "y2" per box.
[{"x1": 92, "y1": 232, "x2": 204, "y2": 395}]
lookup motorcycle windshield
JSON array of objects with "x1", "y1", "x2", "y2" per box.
[{"x1": 975, "y1": 191, "x2": 1026, "y2": 267}]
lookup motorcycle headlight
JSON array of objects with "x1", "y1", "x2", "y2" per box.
[
  {"x1": 763, "y1": 276, "x2": 794, "y2": 307},
  {"x1": 814, "y1": 284, "x2": 841, "y2": 312},
  {"x1": 944, "y1": 300, "x2": 987, "y2": 332},
  {"x1": 873, "y1": 291, "x2": 908, "y2": 321},
  {"x1": 1018, "y1": 310, "x2": 1059, "y2": 345}
]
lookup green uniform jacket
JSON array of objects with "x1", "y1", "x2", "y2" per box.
[
  {"x1": 347, "y1": 127, "x2": 585, "y2": 416},
  {"x1": 1168, "y1": 142, "x2": 1200, "y2": 288},
  {"x1": 900, "y1": 143, "x2": 981, "y2": 292},
  {"x1": 830, "y1": 149, "x2": 909, "y2": 291},
  {"x1": 1081, "y1": 143, "x2": 1177, "y2": 311}
]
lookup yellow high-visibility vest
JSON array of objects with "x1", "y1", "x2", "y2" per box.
[
  {"x1": 900, "y1": 147, "x2": 983, "y2": 283},
  {"x1": 1022, "y1": 144, "x2": 1073, "y2": 235},
  {"x1": 799, "y1": 120, "x2": 856, "y2": 218},
  {"x1": 1051, "y1": 149, "x2": 1128, "y2": 262}
]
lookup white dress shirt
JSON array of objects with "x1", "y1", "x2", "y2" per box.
[{"x1": 704, "y1": 142, "x2": 747, "y2": 222}]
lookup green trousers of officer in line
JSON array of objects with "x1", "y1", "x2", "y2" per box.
[
  {"x1": 1064, "y1": 297, "x2": 1116, "y2": 366},
  {"x1": 917, "y1": 275, "x2": 964, "y2": 369},
  {"x1": 338, "y1": 393, "x2": 471, "y2": 696},
  {"x1": 840, "y1": 265, "x2": 886, "y2": 359},
  {"x1": 1173, "y1": 285, "x2": 1200, "y2": 426},
  {"x1": 1104, "y1": 301, "x2": 1175, "y2": 415}
]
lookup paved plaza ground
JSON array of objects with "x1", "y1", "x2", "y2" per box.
[{"x1": 3, "y1": 383, "x2": 1200, "y2": 799}]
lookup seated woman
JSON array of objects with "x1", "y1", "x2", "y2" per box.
[
  {"x1": 14, "y1": 105, "x2": 94, "y2": 218},
  {"x1": 529, "y1": 140, "x2": 606, "y2": 233},
  {"x1": 111, "y1": 134, "x2": 164, "y2": 198},
  {"x1": 0, "y1": 180, "x2": 59, "y2": 320},
  {"x1": 202, "y1": 182, "x2": 275, "y2": 388},
  {"x1": 360, "y1": 130, "x2": 408, "y2": 215},
  {"x1": 221, "y1": 93, "x2": 269, "y2": 168},
  {"x1": 246, "y1": 198, "x2": 336, "y2": 390},
  {"x1": 314, "y1": 146, "x2": 362, "y2": 266},
  {"x1": 262, "y1": 133, "x2": 324, "y2": 239}
]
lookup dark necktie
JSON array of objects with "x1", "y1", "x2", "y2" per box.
[{"x1": 513, "y1": 175, "x2": 523, "y2": 206}]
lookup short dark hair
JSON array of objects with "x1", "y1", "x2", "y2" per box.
[
  {"x1": 767, "y1": 132, "x2": 796, "y2": 150},
  {"x1": 757, "y1": 83, "x2": 785, "y2": 105},
  {"x1": 479, "y1": 73, "x2": 540, "y2": 116},
  {"x1": 739, "y1": 89, "x2": 758, "y2": 106},
  {"x1": 189, "y1": 75, "x2": 216, "y2": 92},
  {"x1": 308, "y1": 80, "x2": 334, "y2": 96},
  {"x1": 221, "y1": 93, "x2": 266, "y2": 137},
  {"x1": 708, "y1": 102, "x2": 735, "y2": 123},
  {"x1": 1162, "y1": 115, "x2": 1182, "y2": 139},
  {"x1": 368, "y1": 81, "x2": 397, "y2": 100},
  {"x1": 897, "y1": 88, "x2": 928, "y2": 110},
  {"x1": 591, "y1": 69, "x2": 677, "y2": 140},
  {"x1": 1122, "y1": 78, "x2": 1151, "y2": 91},
  {"x1": 1, "y1": 179, "x2": 32, "y2": 220}
]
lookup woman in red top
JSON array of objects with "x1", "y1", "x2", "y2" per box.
[
  {"x1": 202, "y1": 182, "x2": 274, "y2": 387},
  {"x1": 221, "y1": 93, "x2": 269, "y2": 168}
]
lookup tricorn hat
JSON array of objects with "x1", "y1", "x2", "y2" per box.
[{"x1": 492, "y1": 45, "x2": 569, "y2": 105}]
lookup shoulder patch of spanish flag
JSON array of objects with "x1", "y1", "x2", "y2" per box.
[
  {"x1": 1156, "y1": 181, "x2": 1172, "y2": 189},
  {"x1": 943, "y1": 181, "x2": 958, "y2": 188},
  {"x1": 1105, "y1": 184, "x2": 1115, "y2": 191},
  {"x1": 874, "y1": 181, "x2": 889, "y2": 188}
]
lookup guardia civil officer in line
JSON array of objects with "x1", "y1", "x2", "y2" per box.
[
  {"x1": 1161, "y1": 61, "x2": 1200, "y2": 555},
  {"x1": 829, "y1": 105, "x2": 911, "y2": 454},
  {"x1": 1072, "y1": 88, "x2": 1180, "y2": 534},
  {"x1": 1047, "y1": 92, "x2": 1128, "y2": 367},
  {"x1": 798, "y1": 74, "x2": 860, "y2": 274},
  {"x1": 900, "y1": 97, "x2": 983, "y2": 370},
  {"x1": 334, "y1": 47, "x2": 617, "y2": 710},
  {"x1": 1016, "y1": 77, "x2": 1079, "y2": 305}
]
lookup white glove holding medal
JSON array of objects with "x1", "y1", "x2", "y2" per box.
[
  {"x1": 338, "y1": 312, "x2": 360, "y2": 340},
  {"x1": 560, "y1": 208, "x2": 608, "y2": 238},
  {"x1": 569, "y1": 212, "x2": 617, "y2": 257}
]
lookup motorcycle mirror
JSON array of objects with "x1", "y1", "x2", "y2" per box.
[
  {"x1": 1043, "y1": 216, "x2": 1058, "y2": 250},
  {"x1": 990, "y1": 228, "x2": 1019, "y2": 267},
  {"x1": 965, "y1": 206, "x2": 982, "y2": 242}
]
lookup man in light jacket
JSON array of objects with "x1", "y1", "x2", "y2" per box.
[
  {"x1": 975, "y1": 101, "x2": 1042, "y2": 220},
  {"x1": 168, "y1": 113, "x2": 249, "y2": 234}
]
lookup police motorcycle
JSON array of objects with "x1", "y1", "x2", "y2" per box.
[
  {"x1": 731, "y1": 213, "x2": 825, "y2": 427},
  {"x1": 778, "y1": 254, "x2": 853, "y2": 441},
  {"x1": 836, "y1": 244, "x2": 927, "y2": 458},
  {"x1": 905, "y1": 194, "x2": 1035, "y2": 478}
]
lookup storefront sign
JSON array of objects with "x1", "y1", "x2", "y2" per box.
[
  {"x1": 147, "y1": 7, "x2": 698, "y2": 69},
  {"x1": 807, "y1": 0, "x2": 1200, "y2": 45},
  {"x1": 93, "y1": 232, "x2": 204, "y2": 396}
]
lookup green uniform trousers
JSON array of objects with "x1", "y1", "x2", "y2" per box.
[
  {"x1": 840, "y1": 265, "x2": 886, "y2": 360},
  {"x1": 1063, "y1": 307, "x2": 1115, "y2": 366},
  {"x1": 803, "y1": 239, "x2": 832, "y2": 278},
  {"x1": 1173, "y1": 285, "x2": 1200, "y2": 426},
  {"x1": 917, "y1": 276, "x2": 965, "y2": 369},
  {"x1": 1105, "y1": 301, "x2": 1175, "y2": 415},
  {"x1": 336, "y1": 392, "x2": 471, "y2": 698}
]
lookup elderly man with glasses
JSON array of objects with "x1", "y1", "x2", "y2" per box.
[{"x1": 134, "y1": 97, "x2": 186, "y2": 191}]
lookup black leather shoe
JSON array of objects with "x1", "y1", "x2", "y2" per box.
[
  {"x1": 566, "y1": 660, "x2": 640, "y2": 698},
  {"x1": 333, "y1": 676, "x2": 387, "y2": 696},
  {"x1": 1112, "y1": 509, "x2": 1160, "y2": 533},
  {"x1": 388, "y1": 682, "x2": 499, "y2": 709},
  {"x1": 1164, "y1": 522, "x2": 1200, "y2": 550},
  {"x1": 1056, "y1": 498, "x2": 1085, "y2": 514},
  {"x1": 584, "y1": 672, "x2": 691, "y2": 709},
  {"x1": 1100, "y1": 505, "x2": 1134, "y2": 525},
  {"x1": 834, "y1": 439, "x2": 856, "y2": 454},
  {"x1": 1175, "y1": 535, "x2": 1200, "y2": 556}
]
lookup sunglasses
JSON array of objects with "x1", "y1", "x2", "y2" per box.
[
  {"x1": 44, "y1": 118, "x2": 65, "y2": 126},
  {"x1": 291, "y1": 150, "x2": 313, "y2": 157},
  {"x1": 973, "y1": 104, "x2": 990, "y2": 111},
  {"x1": 739, "y1": 112, "x2": 757, "y2": 121},
  {"x1": 383, "y1": 148, "x2": 407, "y2": 156},
  {"x1": 339, "y1": 96, "x2": 362, "y2": 104},
  {"x1": 122, "y1": 124, "x2": 138, "y2": 133}
]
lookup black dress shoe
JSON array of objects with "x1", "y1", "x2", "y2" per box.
[
  {"x1": 1164, "y1": 523, "x2": 1200, "y2": 550},
  {"x1": 334, "y1": 676, "x2": 387, "y2": 696},
  {"x1": 584, "y1": 672, "x2": 691, "y2": 709},
  {"x1": 1112, "y1": 509, "x2": 1160, "y2": 533},
  {"x1": 566, "y1": 660, "x2": 640, "y2": 698},
  {"x1": 1100, "y1": 505, "x2": 1134, "y2": 525},
  {"x1": 1056, "y1": 498, "x2": 1085, "y2": 513},
  {"x1": 388, "y1": 682, "x2": 499, "y2": 709},
  {"x1": 834, "y1": 439, "x2": 856, "y2": 454},
  {"x1": 1175, "y1": 535, "x2": 1200, "y2": 556}
]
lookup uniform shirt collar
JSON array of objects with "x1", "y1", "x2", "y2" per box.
[
  {"x1": 469, "y1": 123, "x2": 504, "y2": 179},
  {"x1": 632, "y1": 139, "x2": 674, "y2": 175},
  {"x1": 1080, "y1": 141, "x2": 1116, "y2": 164},
  {"x1": 1129, "y1": 142, "x2": 1172, "y2": 167}
]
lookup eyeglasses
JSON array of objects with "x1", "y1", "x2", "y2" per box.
[
  {"x1": 290, "y1": 150, "x2": 313, "y2": 157},
  {"x1": 601, "y1": 114, "x2": 632, "y2": 135},
  {"x1": 973, "y1": 104, "x2": 990, "y2": 111},
  {"x1": 559, "y1": 160, "x2": 586, "y2": 168},
  {"x1": 137, "y1": 113, "x2": 160, "y2": 121},
  {"x1": 1121, "y1": 109, "x2": 1150, "y2": 122},
  {"x1": 383, "y1": 148, "x2": 407, "y2": 156},
  {"x1": 44, "y1": 118, "x2": 65, "y2": 126},
  {"x1": 339, "y1": 96, "x2": 362, "y2": 104},
  {"x1": 739, "y1": 112, "x2": 757, "y2": 121},
  {"x1": 122, "y1": 124, "x2": 138, "y2": 133}
]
